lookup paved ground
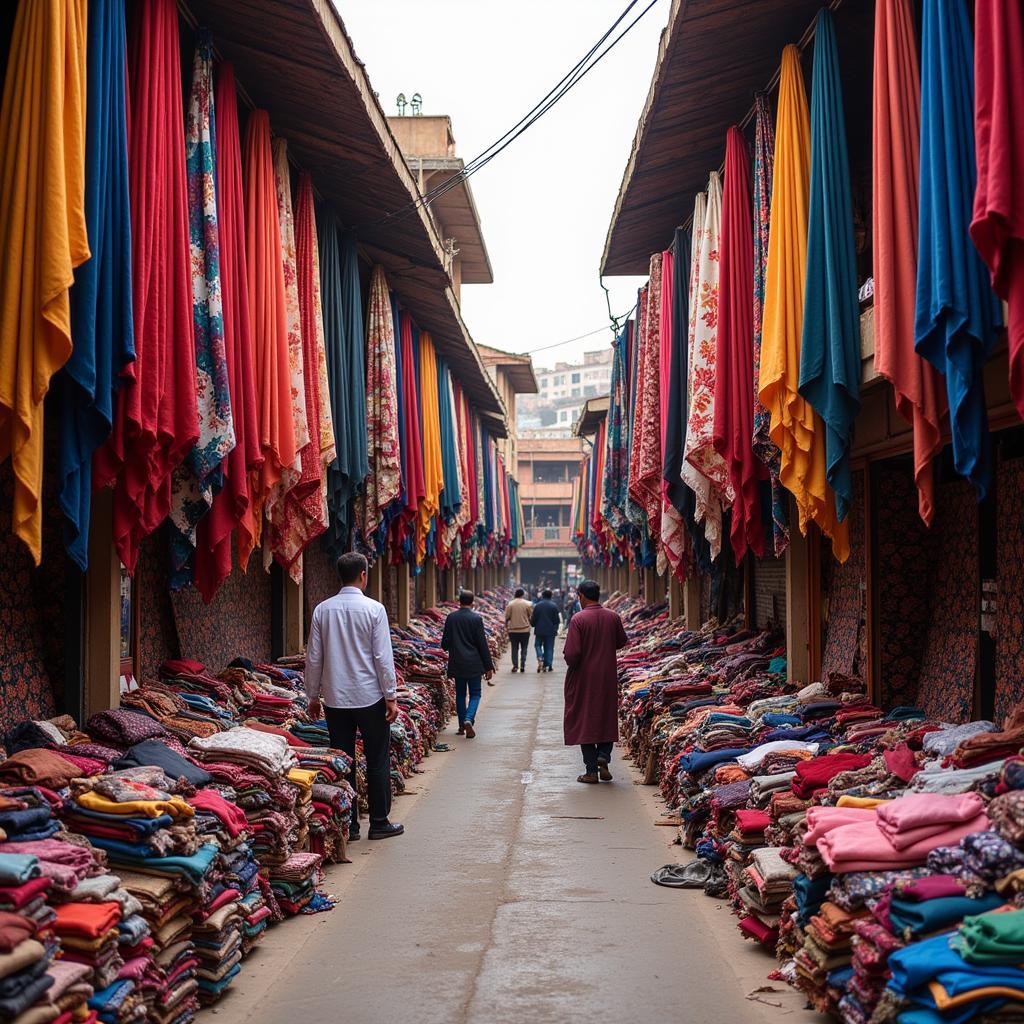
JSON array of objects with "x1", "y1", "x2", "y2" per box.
[{"x1": 213, "y1": 642, "x2": 820, "y2": 1024}]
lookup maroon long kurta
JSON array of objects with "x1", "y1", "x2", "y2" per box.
[{"x1": 562, "y1": 604, "x2": 628, "y2": 745}]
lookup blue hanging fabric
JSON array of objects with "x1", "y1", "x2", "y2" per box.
[
  {"x1": 62, "y1": 0, "x2": 135, "y2": 569},
  {"x1": 798, "y1": 9, "x2": 862, "y2": 524},
  {"x1": 915, "y1": 0, "x2": 1003, "y2": 497}
]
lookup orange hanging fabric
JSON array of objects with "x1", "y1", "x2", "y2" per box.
[{"x1": 0, "y1": 0, "x2": 89, "y2": 563}]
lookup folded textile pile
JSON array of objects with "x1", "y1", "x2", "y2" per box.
[
  {"x1": 268, "y1": 852, "x2": 331, "y2": 916},
  {"x1": 53, "y1": 901, "x2": 122, "y2": 994}
]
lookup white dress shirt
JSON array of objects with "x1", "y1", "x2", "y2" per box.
[{"x1": 305, "y1": 587, "x2": 398, "y2": 708}]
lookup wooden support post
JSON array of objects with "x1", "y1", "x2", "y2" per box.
[
  {"x1": 683, "y1": 574, "x2": 702, "y2": 630},
  {"x1": 396, "y1": 563, "x2": 411, "y2": 628},
  {"x1": 643, "y1": 567, "x2": 658, "y2": 604},
  {"x1": 617, "y1": 565, "x2": 629, "y2": 594},
  {"x1": 85, "y1": 488, "x2": 120, "y2": 716},
  {"x1": 422, "y1": 559, "x2": 438, "y2": 611},
  {"x1": 628, "y1": 566, "x2": 641, "y2": 597},
  {"x1": 669, "y1": 576, "x2": 683, "y2": 619},
  {"x1": 283, "y1": 574, "x2": 303, "y2": 655},
  {"x1": 786, "y1": 516, "x2": 811, "y2": 686},
  {"x1": 367, "y1": 558, "x2": 383, "y2": 603}
]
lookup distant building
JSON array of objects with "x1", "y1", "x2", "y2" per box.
[
  {"x1": 516, "y1": 436, "x2": 583, "y2": 588},
  {"x1": 517, "y1": 347, "x2": 613, "y2": 437}
]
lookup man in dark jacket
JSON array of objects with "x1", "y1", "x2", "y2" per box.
[
  {"x1": 531, "y1": 589, "x2": 561, "y2": 673},
  {"x1": 441, "y1": 591, "x2": 495, "y2": 738}
]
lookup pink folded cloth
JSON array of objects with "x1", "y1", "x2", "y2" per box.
[
  {"x1": 876, "y1": 793, "x2": 986, "y2": 850},
  {"x1": 817, "y1": 812, "x2": 991, "y2": 873},
  {"x1": 803, "y1": 806, "x2": 878, "y2": 846}
]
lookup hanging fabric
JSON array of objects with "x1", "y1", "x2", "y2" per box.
[
  {"x1": 759, "y1": 45, "x2": 848, "y2": 562},
  {"x1": 971, "y1": 0, "x2": 1024, "y2": 418},
  {"x1": 635, "y1": 255, "x2": 664, "y2": 543},
  {"x1": 392, "y1": 313, "x2": 424, "y2": 562},
  {"x1": 95, "y1": 0, "x2": 198, "y2": 574},
  {"x1": 915, "y1": 0, "x2": 1003, "y2": 499},
  {"x1": 714, "y1": 126, "x2": 766, "y2": 565},
  {"x1": 169, "y1": 32, "x2": 235, "y2": 590},
  {"x1": 264, "y1": 139, "x2": 323, "y2": 582},
  {"x1": 61, "y1": 0, "x2": 134, "y2": 571},
  {"x1": 872, "y1": 0, "x2": 948, "y2": 526},
  {"x1": 626, "y1": 290, "x2": 648, "y2": 535},
  {"x1": 241, "y1": 109, "x2": 295, "y2": 563},
  {"x1": 683, "y1": 174, "x2": 733, "y2": 560},
  {"x1": 416, "y1": 333, "x2": 443, "y2": 564},
  {"x1": 358, "y1": 266, "x2": 401, "y2": 552},
  {"x1": 602, "y1": 328, "x2": 629, "y2": 532},
  {"x1": 799, "y1": 10, "x2": 861, "y2": 531},
  {"x1": 0, "y1": 0, "x2": 88, "y2": 564},
  {"x1": 193, "y1": 63, "x2": 261, "y2": 603},
  {"x1": 658, "y1": 246, "x2": 686, "y2": 579},
  {"x1": 751, "y1": 95, "x2": 790, "y2": 556}
]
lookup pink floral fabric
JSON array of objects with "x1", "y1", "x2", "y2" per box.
[
  {"x1": 359, "y1": 265, "x2": 401, "y2": 546},
  {"x1": 682, "y1": 174, "x2": 733, "y2": 559}
]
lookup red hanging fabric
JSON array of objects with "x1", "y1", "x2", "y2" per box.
[
  {"x1": 193, "y1": 63, "x2": 262, "y2": 603},
  {"x1": 389, "y1": 312, "x2": 424, "y2": 562},
  {"x1": 241, "y1": 109, "x2": 295, "y2": 566},
  {"x1": 971, "y1": 0, "x2": 1024, "y2": 418},
  {"x1": 94, "y1": 0, "x2": 198, "y2": 573},
  {"x1": 872, "y1": 0, "x2": 948, "y2": 525},
  {"x1": 713, "y1": 126, "x2": 766, "y2": 564}
]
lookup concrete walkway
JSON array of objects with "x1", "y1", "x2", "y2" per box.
[{"x1": 213, "y1": 643, "x2": 819, "y2": 1024}]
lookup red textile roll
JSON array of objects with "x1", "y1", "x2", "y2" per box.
[
  {"x1": 242, "y1": 109, "x2": 296, "y2": 565},
  {"x1": 872, "y1": 0, "x2": 948, "y2": 525},
  {"x1": 94, "y1": 0, "x2": 197, "y2": 573},
  {"x1": 193, "y1": 63, "x2": 262, "y2": 602},
  {"x1": 713, "y1": 126, "x2": 767, "y2": 564},
  {"x1": 970, "y1": 0, "x2": 1024, "y2": 418}
]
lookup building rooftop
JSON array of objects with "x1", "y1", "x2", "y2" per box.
[{"x1": 477, "y1": 344, "x2": 539, "y2": 394}]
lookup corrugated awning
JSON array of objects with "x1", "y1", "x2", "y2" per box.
[
  {"x1": 180, "y1": 0, "x2": 507, "y2": 421},
  {"x1": 601, "y1": 0, "x2": 827, "y2": 276}
]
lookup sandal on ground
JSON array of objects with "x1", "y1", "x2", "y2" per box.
[
  {"x1": 464, "y1": 721, "x2": 476, "y2": 739},
  {"x1": 576, "y1": 772, "x2": 599, "y2": 784},
  {"x1": 597, "y1": 758, "x2": 612, "y2": 782}
]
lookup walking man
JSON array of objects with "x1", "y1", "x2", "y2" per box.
[
  {"x1": 530, "y1": 589, "x2": 561, "y2": 672},
  {"x1": 441, "y1": 591, "x2": 495, "y2": 738},
  {"x1": 305, "y1": 552, "x2": 404, "y2": 841},
  {"x1": 504, "y1": 588, "x2": 532, "y2": 673},
  {"x1": 562, "y1": 579, "x2": 628, "y2": 784}
]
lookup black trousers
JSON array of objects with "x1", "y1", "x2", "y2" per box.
[
  {"x1": 510, "y1": 633, "x2": 529, "y2": 668},
  {"x1": 580, "y1": 742, "x2": 613, "y2": 772},
  {"x1": 325, "y1": 699, "x2": 392, "y2": 826}
]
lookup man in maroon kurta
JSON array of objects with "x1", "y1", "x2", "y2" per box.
[{"x1": 562, "y1": 579, "x2": 628, "y2": 784}]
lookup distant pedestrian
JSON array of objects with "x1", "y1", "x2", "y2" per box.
[
  {"x1": 563, "y1": 589, "x2": 580, "y2": 632},
  {"x1": 530, "y1": 589, "x2": 561, "y2": 672},
  {"x1": 504, "y1": 588, "x2": 533, "y2": 673},
  {"x1": 305, "y1": 552, "x2": 404, "y2": 841},
  {"x1": 562, "y1": 579, "x2": 628, "y2": 784},
  {"x1": 441, "y1": 591, "x2": 495, "y2": 738}
]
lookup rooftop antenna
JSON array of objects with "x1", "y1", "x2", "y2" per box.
[
  {"x1": 411, "y1": 92, "x2": 423, "y2": 116},
  {"x1": 396, "y1": 92, "x2": 407, "y2": 116}
]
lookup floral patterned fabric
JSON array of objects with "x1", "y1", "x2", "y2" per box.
[
  {"x1": 635, "y1": 254, "x2": 664, "y2": 542},
  {"x1": 751, "y1": 94, "x2": 790, "y2": 557},
  {"x1": 263, "y1": 141, "x2": 322, "y2": 582},
  {"x1": 627, "y1": 275, "x2": 659, "y2": 539},
  {"x1": 995, "y1": 458, "x2": 1024, "y2": 722},
  {"x1": 358, "y1": 266, "x2": 401, "y2": 551},
  {"x1": 168, "y1": 34, "x2": 235, "y2": 589},
  {"x1": 821, "y1": 469, "x2": 866, "y2": 679},
  {"x1": 682, "y1": 174, "x2": 733, "y2": 560},
  {"x1": 602, "y1": 330, "x2": 629, "y2": 533}
]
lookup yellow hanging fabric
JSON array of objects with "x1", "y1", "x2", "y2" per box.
[
  {"x1": 416, "y1": 332, "x2": 444, "y2": 564},
  {"x1": 0, "y1": 0, "x2": 89, "y2": 563},
  {"x1": 757, "y1": 45, "x2": 848, "y2": 561}
]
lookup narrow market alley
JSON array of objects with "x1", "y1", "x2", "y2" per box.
[{"x1": 211, "y1": 648, "x2": 817, "y2": 1024}]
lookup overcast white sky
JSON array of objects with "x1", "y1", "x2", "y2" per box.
[{"x1": 339, "y1": 0, "x2": 669, "y2": 371}]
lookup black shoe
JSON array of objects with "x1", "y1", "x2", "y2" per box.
[
  {"x1": 368, "y1": 822, "x2": 404, "y2": 840},
  {"x1": 511, "y1": 666, "x2": 518, "y2": 673}
]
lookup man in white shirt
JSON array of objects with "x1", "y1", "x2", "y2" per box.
[{"x1": 305, "y1": 552, "x2": 404, "y2": 841}]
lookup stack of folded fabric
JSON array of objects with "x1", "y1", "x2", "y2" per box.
[
  {"x1": 737, "y1": 847, "x2": 798, "y2": 950},
  {"x1": 0, "y1": 907, "x2": 53, "y2": 1023},
  {"x1": 0, "y1": 839, "x2": 103, "y2": 903},
  {"x1": 191, "y1": 893, "x2": 242, "y2": 1004},
  {"x1": 267, "y1": 852, "x2": 330, "y2": 916},
  {"x1": 52, "y1": 900, "x2": 123, "y2": 992}
]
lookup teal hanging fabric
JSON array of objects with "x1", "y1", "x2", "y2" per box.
[
  {"x1": 915, "y1": 0, "x2": 1003, "y2": 498},
  {"x1": 62, "y1": 0, "x2": 134, "y2": 570},
  {"x1": 798, "y1": 9, "x2": 861, "y2": 523}
]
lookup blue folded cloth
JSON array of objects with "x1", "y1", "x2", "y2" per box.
[
  {"x1": 677, "y1": 748, "x2": 752, "y2": 776},
  {"x1": 0, "y1": 806, "x2": 52, "y2": 834},
  {"x1": 63, "y1": 803, "x2": 174, "y2": 836},
  {"x1": 3, "y1": 821, "x2": 60, "y2": 843},
  {"x1": 0, "y1": 853, "x2": 40, "y2": 884},
  {"x1": 100, "y1": 842, "x2": 219, "y2": 886},
  {"x1": 887, "y1": 892, "x2": 1005, "y2": 939},
  {"x1": 762, "y1": 713, "x2": 802, "y2": 727},
  {"x1": 196, "y1": 963, "x2": 241, "y2": 995}
]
